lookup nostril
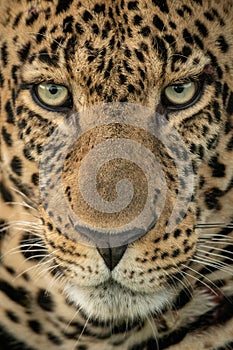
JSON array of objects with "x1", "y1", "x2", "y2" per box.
[{"x1": 97, "y1": 245, "x2": 128, "y2": 271}]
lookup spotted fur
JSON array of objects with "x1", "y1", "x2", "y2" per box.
[{"x1": 0, "y1": 0, "x2": 233, "y2": 349}]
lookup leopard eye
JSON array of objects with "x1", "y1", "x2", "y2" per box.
[
  {"x1": 162, "y1": 81, "x2": 200, "y2": 110},
  {"x1": 32, "y1": 83, "x2": 72, "y2": 110}
]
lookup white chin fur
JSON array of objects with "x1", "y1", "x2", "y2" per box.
[{"x1": 64, "y1": 281, "x2": 173, "y2": 323}]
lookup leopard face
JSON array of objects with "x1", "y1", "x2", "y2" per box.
[{"x1": 0, "y1": 0, "x2": 233, "y2": 342}]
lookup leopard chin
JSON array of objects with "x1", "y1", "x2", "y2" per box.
[{"x1": 64, "y1": 279, "x2": 173, "y2": 323}]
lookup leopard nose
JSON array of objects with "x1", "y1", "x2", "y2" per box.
[{"x1": 97, "y1": 245, "x2": 128, "y2": 271}]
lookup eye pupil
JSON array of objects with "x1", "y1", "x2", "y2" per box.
[
  {"x1": 174, "y1": 86, "x2": 184, "y2": 94},
  {"x1": 49, "y1": 85, "x2": 58, "y2": 95}
]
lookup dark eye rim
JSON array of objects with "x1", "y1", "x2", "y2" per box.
[
  {"x1": 161, "y1": 75, "x2": 207, "y2": 111},
  {"x1": 31, "y1": 83, "x2": 73, "y2": 112}
]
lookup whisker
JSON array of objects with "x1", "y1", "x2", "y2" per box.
[
  {"x1": 196, "y1": 247, "x2": 233, "y2": 262},
  {"x1": 13, "y1": 257, "x2": 51, "y2": 281},
  {"x1": 72, "y1": 314, "x2": 91, "y2": 350},
  {"x1": 180, "y1": 264, "x2": 218, "y2": 295},
  {"x1": 191, "y1": 256, "x2": 232, "y2": 275},
  {"x1": 146, "y1": 316, "x2": 159, "y2": 350},
  {"x1": 195, "y1": 255, "x2": 233, "y2": 275},
  {"x1": 196, "y1": 223, "x2": 225, "y2": 229}
]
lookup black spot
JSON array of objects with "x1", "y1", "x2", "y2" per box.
[
  {"x1": 153, "y1": 15, "x2": 166, "y2": 31},
  {"x1": 197, "y1": 144, "x2": 205, "y2": 160},
  {"x1": 94, "y1": 4, "x2": 106, "y2": 13},
  {"x1": 10, "y1": 65, "x2": 19, "y2": 85},
  {"x1": 169, "y1": 21, "x2": 177, "y2": 29},
  {"x1": 133, "y1": 14, "x2": 142, "y2": 25},
  {"x1": 6, "y1": 310, "x2": 20, "y2": 323},
  {"x1": 0, "y1": 280, "x2": 30, "y2": 308},
  {"x1": 31, "y1": 173, "x2": 39, "y2": 186},
  {"x1": 37, "y1": 289, "x2": 55, "y2": 312},
  {"x1": 64, "y1": 35, "x2": 77, "y2": 62},
  {"x1": 208, "y1": 156, "x2": 226, "y2": 177},
  {"x1": 26, "y1": 7, "x2": 39, "y2": 26},
  {"x1": 212, "y1": 101, "x2": 221, "y2": 121},
  {"x1": 140, "y1": 26, "x2": 151, "y2": 37},
  {"x1": 76, "y1": 345, "x2": 88, "y2": 350},
  {"x1": 128, "y1": 84, "x2": 135, "y2": 93},
  {"x1": 0, "y1": 69, "x2": 4, "y2": 87},
  {"x1": 199, "y1": 176, "x2": 205, "y2": 188},
  {"x1": 56, "y1": 0, "x2": 73, "y2": 14},
  {"x1": 2, "y1": 126, "x2": 13, "y2": 146},
  {"x1": 28, "y1": 320, "x2": 43, "y2": 334},
  {"x1": 0, "y1": 324, "x2": 36, "y2": 350},
  {"x1": 176, "y1": 9, "x2": 185, "y2": 17},
  {"x1": 164, "y1": 35, "x2": 176, "y2": 45},
  {"x1": 63, "y1": 16, "x2": 74, "y2": 33},
  {"x1": 47, "y1": 332, "x2": 63, "y2": 345},
  {"x1": 16, "y1": 105, "x2": 24, "y2": 117},
  {"x1": 36, "y1": 26, "x2": 47, "y2": 43},
  {"x1": 5, "y1": 266, "x2": 15, "y2": 275},
  {"x1": 204, "y1": 11, "x2": 214, "y2": 21},
  {"x1": 23, "y1": 147, "x2": 34, "y2": 161},
  {"x1": 173, "y1": 229, "x2": 182, "y2": 238},
  {"x1": 36, "y1": 143, "x2": 43, "y2": 156},
  {"x1": 161, "y1": 252, "x2": 169, "y2": 259},
  {"x1": 207, "y1": 51, "x2": 223, "y2": 79},
  {"x1": 183, "y1": 29, "x2": 193, "y2": 44},
  {"x1": 227, "y1": 136, "x2": 233, "y2": 151},
  {"x1": 134, "y1": 49, "x2": 144, "y2": 62},
  {"x1": 152, "y1": 36, "x2": 168, "y2": 62},
  {"x1": 75, "y1": 22, "x2": 85, "y2": 35},
  {"x1": 172, "y1": 249, "x2": 180, "y2": 258},
  {"x1": 13, "y1": 12, "x2": 23, "y2": 28},
  {"x1": 5, "y1": 101, "x2": 15, "y2": 124},
  {"x1": 10, "y1": 156, "x2": 22, "y2": 176},
  {"x1": 47, "y1": 222, "x2": 53, "y2": 231},
  {"x1": 123, "y1": 60, "x2": 134, "y2": 73},
  {"x1": 152, "y1": 0, "x2": 169, "y2": 13},
  {"x1": 1, "y1": 42, "x2": 8, "y2": 67},
  {"x1": 226, "y1": 92, "x2": 233, "y2": 115},
  {"x1": 92, "y1": 23, "x2": 99, "y2": 35},
  {"x1": 38, "y1": 49, "x2": 59, "y2": 67},
  {"x1": 181, "y1": 45, "x2": 192, "y2": 59},
  {"x1": 193, "y1": 34, "x2": 204, "y2": 50},
  {"x1": 0, "y1": 181, "x2": 13, "y2": 203},
  {"x1": 125, "y1": 27, "x2": 131, "y2": 38},
  {"x1": 82, "y1": 10, "x2": 93, "y2": 22},
  {"x1": 204, "y1": 187, "x2": 223, "y2": 210},
  {"x1": 102, "y1": 20, "x2": 112, "y2": 39},
  {"x1": 127, "y1": 1, "x2": 138, "y2": 10},
  {"x1": 172, "y1": 287, "x2": 193, "y2": 310},
  {"x1": 185, "y1": 228, "x2": 192, "y2": 237},
  {"x1": 192, "y1": 0, "x2": 202, "y2": 5},
  {"x1": 51, "y1": 36, "x2": 65, "y2": 52},
  {"x1": 104, "y1": 58, "x2": 114, "y2": 78},
  {"x1": 45, "y1": 7, "x2": 51, "y2": 20},
  {"x1": 216, "y1": 35, "x2": 229, "y2": 53},
  {"x1": 224, "y1": 121, "x2": 231, "y2": 134}
]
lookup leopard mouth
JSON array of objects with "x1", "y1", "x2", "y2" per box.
[{"x1": 64, "y1": 277, "x2": 173, "y2": 323}]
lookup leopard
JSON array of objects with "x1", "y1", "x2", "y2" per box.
[{"x1": 0, "y1": 0, "x2": 233, "y2": 349}]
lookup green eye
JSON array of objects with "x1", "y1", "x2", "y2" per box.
[
  {"x1": 32, "y1": 83, "x2": 72, "y2": 110},
  {"x1": 162, "y1": 81, "x2": 201, "y2": 110}
]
